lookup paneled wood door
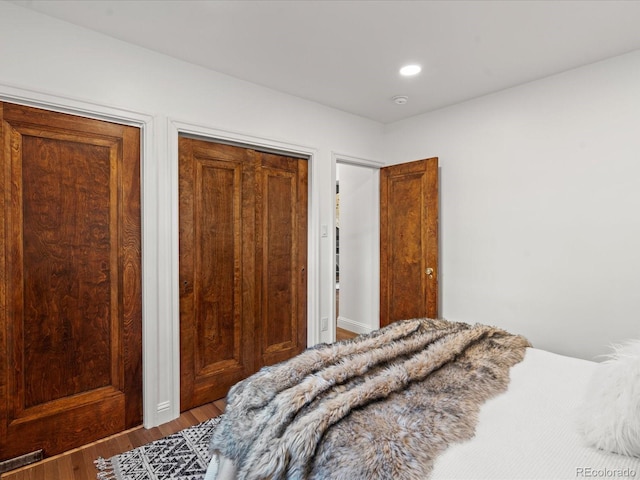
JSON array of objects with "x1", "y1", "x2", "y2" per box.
[
  {"x1": 0, "y1": 103, "x2": 142, "y2": 461},
  {"x1": 179, "y1": 137, "x2": 307, "y2": 411},
  {"x1": 255, "y1": 152, "x2": 308, "y2": 367},
  {"x1": 380, "y1": 158, "x2": 438, "y2": 327}
]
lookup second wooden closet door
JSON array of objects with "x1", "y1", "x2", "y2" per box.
[{"x1": 179, "y1": 137, "x2": 307, "y2": 410}]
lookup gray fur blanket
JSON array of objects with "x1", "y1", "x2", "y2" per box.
[{"x1": 209, "y1": 318, "x2": 530, "y2": 480}]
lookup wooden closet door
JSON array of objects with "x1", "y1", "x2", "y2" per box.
[
  {"x1": 0, "y1": 103, "x2": 142, "y2": 461},
  {"x1": 179, "y1": 138, "x2": 256, "y2": 409},
  {"x1": 380, "y1": 158, "x2": 438, "y2": 327},
  {"x1": 255, "y1": 151, "x2": 307, "y2": 367},
  {"x1": 179, "y1": 138, "x2": 307, "y2": 411}
]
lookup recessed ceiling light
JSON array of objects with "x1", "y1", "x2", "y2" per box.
[{"x1": 399, "y1": 64, "x2": 421, "y2": 76}]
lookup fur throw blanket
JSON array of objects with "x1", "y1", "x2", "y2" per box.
[{"x1": 209, "y1": 318, "x2": 530, "y2": 480}]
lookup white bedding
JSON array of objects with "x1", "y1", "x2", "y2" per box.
[
  {"x1": 432, "y1": 347, "x2": 640, "y2": 479},
  {"x1": 206, "y1": 347, "x2": 640, "y2": 480}
]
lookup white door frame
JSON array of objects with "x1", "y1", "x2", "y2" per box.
[
  {"x1": 0, "y1": 82, "x2": 163, "y2": 424},
  {"x1": 167, "y1": 119, "x2": 320, "y2": 421},
  {"x1": 331, "y1": 153, "x2": 384, "y2": 340}
]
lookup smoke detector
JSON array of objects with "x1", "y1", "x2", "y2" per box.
[{"x1": 392, "y1": 95, "x2": 409, "y2": 105}]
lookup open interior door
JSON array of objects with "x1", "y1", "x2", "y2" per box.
[{"x1": 380, "y1": 158, "x2": 438, "y2": 327}]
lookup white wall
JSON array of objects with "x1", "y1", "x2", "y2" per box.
[
  {"x1": 0, "y1": 1, "x2": 384, "y2": 427},
  {"x1": 383, "y1": 50, "x2": 640, "y2": 361},
  {"x1": 336, "y1": 163, "x2": 379, "y2": 334}
]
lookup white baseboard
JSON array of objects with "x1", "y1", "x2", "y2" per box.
[
  {"x1": 337, "y1": 316, "x2": 374, "y2": 335},
  {"x1": 153, "y1": 401, "x2": 175, "y2": 426}
]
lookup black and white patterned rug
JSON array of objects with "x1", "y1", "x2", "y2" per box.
[{"x1": 95, "y1": 416, "x2": 221, "y2": 480}]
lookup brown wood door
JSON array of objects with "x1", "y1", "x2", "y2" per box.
[
  {"x1": 380, "y1": 158, "x2": 438, "y2": 327},
  {"x1": 179, "y1": 138, "x2": 256, "y2": 408},
  {"x1": 179, "y1": 138, "x2": 307, "y2": 411},
  {"x1": 255, "y1": 152, "x2": 307, "y2": 367},
  {"x1": 0, "y1": 103, "x2": 142, "y2": 461}
]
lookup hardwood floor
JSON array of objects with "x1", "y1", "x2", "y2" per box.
[
  {"x1": 2, "y1": 329, "x2": 359, "y2": 480},
  {"x1": 336, "y1": 327, "x2": 358, "y2": 341},
  {"x1": 1, "y1": 399, "x2": 227, "y2": 480}
]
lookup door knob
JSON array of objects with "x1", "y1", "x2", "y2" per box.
[{"x1": 425, "y1": 267, "x2": 434, "y2": 278}]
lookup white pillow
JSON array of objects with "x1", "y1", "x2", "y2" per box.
[{"x1": 579, "y1": 339, "x2": 640, "y2": 457}]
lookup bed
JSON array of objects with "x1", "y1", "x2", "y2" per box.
[{"x1": 204, "y1": 318, "x2": 640, "y2": 480}]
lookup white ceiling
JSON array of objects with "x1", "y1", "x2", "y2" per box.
[{"x1": 11, "y1": 0, "x2": 640, "y2": 123}]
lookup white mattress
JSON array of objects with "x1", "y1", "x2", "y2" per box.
[
  {"x1": 431, "y1": 347, "x2": 640, "y2": 479},
  {"x1": 206, "y1": 347, "x2": 640, "y2": 480}
]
